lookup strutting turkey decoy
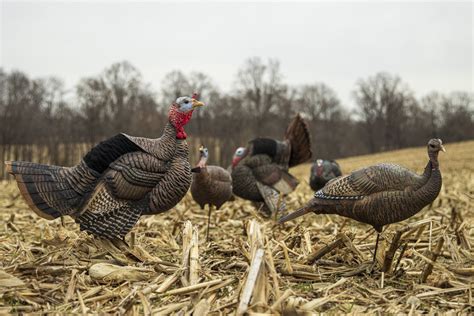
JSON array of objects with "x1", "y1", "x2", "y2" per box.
[
  {"x1": 231, "y1": 114, "x2": 312, "y2": 216},
  {"x1": 5, "y1": 94, "x2": 205, "y2": 240},
  {"x1": 309, "y1": 159, "x2": 342, "y2": 191},
  {"x1": 279, "y1": 138, "x2": 445, "y2": 265},
  {"x1": 191, "y1": 145, "x2": 233, "y2": 240}
]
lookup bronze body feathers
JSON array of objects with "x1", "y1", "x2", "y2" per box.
[
  {"x1": 279, "y1": 138, "x2": 445, "y2": 264},
  {"x1": 231, "y1": 114, "x2": 312, "y2": 214},
  {"x1": 5, "y1": 96, "x2": 204, "y2": 240},
  {"x1": 191, "y1": 165, "x2": 233, "y2": 210},
  {"x1": 191, "y1": 146, "x2": 233, "y2": 239},
  {"x1": 281, "y1": 139, "x2": 445, "y2": 232},
  {"x1": 312, "y1": 162, "x2": 440, "y2": 231}
]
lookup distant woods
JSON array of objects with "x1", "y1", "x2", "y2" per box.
[{"x1": 1, "y1": 58, "x2": 473, "y2": 178}]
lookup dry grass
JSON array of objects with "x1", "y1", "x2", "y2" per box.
[{"x1": 0, "y1": 140, "x2": 473, "y2": 314}]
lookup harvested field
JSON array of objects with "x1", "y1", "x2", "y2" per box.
[{"x1": 0, "y1": 140, "x2": 473, "y2": 314}]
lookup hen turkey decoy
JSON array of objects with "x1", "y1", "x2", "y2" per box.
[
  {"x1": 6, "y1": 94, "x2": 205, "y2": 240},
  {"x1": 191, "y1": 145, "x2": 233, "y2": 240},
  {"x1": 280, "y1": 138, "x2": 445, "y2": 264},
  {"x1": 231, "y1": 114, "x2": 312, "y2": 215},
  {"x1": 309, "y1": 159, "x2": 342, "y2": 191}
]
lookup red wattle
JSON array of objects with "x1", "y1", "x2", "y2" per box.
[
  {"x1": 176, "y1": 129, "x2": 187, "y2": 139},
  {"x1": 316, "y1": 166, "x2": 323, "y2": 176},
  {"x1": 169, "y1": 105, "x2": 194, "y2": 139},
  {"x1": 232, "y1": 157, "x2": 241, "y2": 167}
]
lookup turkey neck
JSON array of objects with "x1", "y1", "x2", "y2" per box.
[
  {"x1": 428, "y1": 149, "x2": 440, "y2": 171},
  {"x1": 194, "y1": 157, "x2": 209, "y2": 181},
  {"x1": 418, "y1": 148, "x2": 440, "y2": 185},
  {"x1": 163, "y1": 120, "x2": 177, "y2": 138},
  {"x1": 157, "y1": 121, "x2": 182, "y2": 160},
  {"x1": 414, "y1": 150, "x2": 442, "y2": 207}
]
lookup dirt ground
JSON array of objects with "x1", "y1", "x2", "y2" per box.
[{"x1": 0, "y1": 140, "x2": 473, "y2": 314}]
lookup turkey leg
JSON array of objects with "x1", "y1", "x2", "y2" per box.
[
  {"x1": 206, "y1": 205, "x2": 213, "y2": 241},
  {"x1": 373, "y1": 232, "x2": 380, "y2": 265}
]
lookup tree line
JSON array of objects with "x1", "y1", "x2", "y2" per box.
[{"x1": 1, "y1": 57, "x2": 473, "y2": 178}]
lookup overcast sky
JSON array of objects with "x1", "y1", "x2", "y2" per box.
[{"x1": 1, "y1": 1, "x2": 472, "y2": 107}]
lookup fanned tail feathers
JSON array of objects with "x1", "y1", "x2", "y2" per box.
[
  {"x1": 5, "y1": 161, "x2": 84, "y2": 220},
  {"x1": 285, "y1": 114, "x2": 312, "y2": 167}
]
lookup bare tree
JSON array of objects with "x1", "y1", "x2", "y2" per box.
[
  {"x1": 421, "y1": 91, "x2": 474, "y2": 142},
  {"x1": 235, "y1": 57, "x2": 285, "y2": 135},
  {"x1": 77, "y1": 61, "x2": 159, "y2": 141},
  {"x1": 160, "y1": 70, "x2": 190, "y2": 106},
  {"x1": 298, "y1": 83, "x2": 342, "y2": 121},
  {"x1": 187, "y1": 72, "x2": 216, "y2": 135},
  {"x1": 421, "y1": 92, "x2": 443, "y2": 137},
  {"x1": 1, "y1": 60, "x2": 474, "y2": 179},
  {"x1": 76, "y1": 77, "x2": 111, "y2": 142},
  {"x1": 439, "y1": 92, "x2": 474, "y2": 142},
  {"x1": 297, "y1": 83, "x2": 351, "y2": 158},
  {"x1": 353, "y1": 72, "x2": 414, "y2": 152}
]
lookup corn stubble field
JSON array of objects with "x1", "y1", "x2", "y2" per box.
[{"x1": 0, "y1": 141, "x2": 473, "y2": 314}]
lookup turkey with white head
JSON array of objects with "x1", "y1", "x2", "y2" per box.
[
  {"x1": 191, "y1": 145, "x2": 233, "y2": 240},
  {"x1": 6, "y1": 94, "x2": 205, "y2": 240},
  {"x1": 231, "y1": 114, "x2": 312, "y2": 216}
]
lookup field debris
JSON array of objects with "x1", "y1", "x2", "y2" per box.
[
  {"x1": 0, "y1": 141, "x2": 473, "y2": 313},
  {"x1": 0, "y1": 270, "x2": 25, "y2": 288},
  {"x1": 89, "y1": 263, "x2": 155, "y2": 284}
]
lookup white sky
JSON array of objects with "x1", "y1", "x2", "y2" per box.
[{"x1": 1, "y1": 1, "x2": 473, "y2": 108}]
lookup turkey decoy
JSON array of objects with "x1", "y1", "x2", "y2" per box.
[
  {"x1": 231, "y1": 114, "x2": 312, "y2": 215},
  {"x1": 191, "y1": 145, "x2": 233, "y2": 240},
  {"x1": 309, "y1": 159, "x2": 342, "y2": 191},
  {"x1": 5, "y1": 94, "x2": 205, "y2": 240},
  {"x1": 279, "y1": 138, "x2": 445, "y2": 264}
]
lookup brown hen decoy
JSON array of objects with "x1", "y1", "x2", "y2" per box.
[
  {"x1": 231, "y1": 114, "x2": 312, "y2": 216},
  {"x1": 5, "y1": 94, "x2": 205, "y2": 240},
  {"x1": 191, "y1": 145, "x2": 233, "y2": 240},
  {"x1": 279, "y1": 138, "x2": 445, "y2": 264}
]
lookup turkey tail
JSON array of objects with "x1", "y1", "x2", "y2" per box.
[
  {"x1": 285, "y1": 114, "x2": 312, "y2": 167},
  {"x1": 5, "y1": 161, "x2": 92, "y2": 220}
]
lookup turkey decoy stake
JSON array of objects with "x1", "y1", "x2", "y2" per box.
[
  {"x1": 231, "y1": 114, "x2": 312, "y2": 215},
  {"x1": 6, "y1": 95, "x2": 205, "y2": 240},
  {"x1": 279, "y1": 138, "x2": 445, "y2": 265},
  {"x1": 191, "y1": 145, "x2": 233, "y2": 241}
]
